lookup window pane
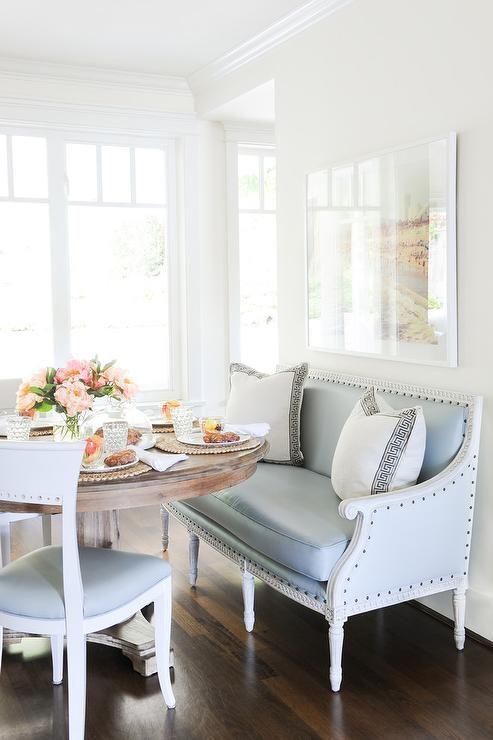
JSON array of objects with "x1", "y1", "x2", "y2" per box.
[
  {"x1": 239, "y1": 212, "x2": 278, "y2": 372},
  {"x1": 238, "y1": 154, "x2": 260, "y2": 210},
  {"x1": 331, "y1": 165, "x2": 353, "y2": 207},
  {"x1": 263, "y1": 155, "x2": 276, "y2": 210},
  {"x1": 66, "y1": 143, "x2": 97, "y2": 201},
  {"x1": 0, "y1": 135, "x2": 8, "y2": 196},
  {"x1": 101, "y1": 146, "x2": 131, "y2": 202},
  {"x1": 12, "y1": 136, "x2": 48, "y2": 198},
  {"x1": 135, "y1": 148, "x2": 166, "y2": 204},
  {"x1": 68, "y1": 206, "x2": 169, "y2": 388},
  {"x1": 0, "y1": 203, "x2": 53, "y2": 377}
]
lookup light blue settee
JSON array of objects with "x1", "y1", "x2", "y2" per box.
[{"x1": 166, "y1": 368, "x2": 482, "y2": 690}]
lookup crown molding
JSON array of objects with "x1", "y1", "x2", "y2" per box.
[
  {"x1": 223, "y1": 121, "x2": 275, "y2": 146},
  {"x1": 188, "y1": 0, "x2": 351, "y2": 92},
  {"x1": 0, "y1": 56, "x2": 192, "y2": 98}
]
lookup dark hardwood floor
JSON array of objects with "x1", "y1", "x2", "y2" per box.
[{"x1": 1, "y1": 508, "x2": 493, "y2": 740}]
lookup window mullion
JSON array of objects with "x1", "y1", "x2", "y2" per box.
[{"x1": 47, "y1": 135, "x2": 72, "y2": 366}]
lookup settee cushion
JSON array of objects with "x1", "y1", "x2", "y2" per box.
[
  {"x1": 176, "y1": 463, "x2": 354, "y2": 581},
  {"x1": 301, "y1": 378, "x2": 466, "y2": 481}
]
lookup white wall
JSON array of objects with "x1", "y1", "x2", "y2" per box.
[{"x1": 198, "y1": 0, "x2": 493, "y2": 640}]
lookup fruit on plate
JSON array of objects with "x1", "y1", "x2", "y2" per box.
[
  {"x1": 83, "y1": 435, "x2": 104, "y2": 466},
  {"x1": 162, "y1": 400, "x2": 181, "y2": 421}
]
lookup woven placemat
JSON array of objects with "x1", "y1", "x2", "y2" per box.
[
  {"x1": 0, "y1": 427, "x2": 53, "y2": 439},
  {"x1": 155, "y1": 434, "x2": 262, "y2": 455},
  {"x1": 79, "y1": 460, "x2": 151, "y2": 483}
]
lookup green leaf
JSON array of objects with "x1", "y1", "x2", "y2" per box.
[
  {"x1": 101, "y1": 360, "x2": 116, "y2": 372},
  {"x1": 46, "y1": 367, "x2": 56, "y2": 384},
  {"x1": 35, "y1": 401, "x2": 53, "y2": 412},
  {"x1": 29, "y1": 386, "x2": 46, "y2": 396}
]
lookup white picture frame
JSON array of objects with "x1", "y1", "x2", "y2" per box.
[{"x1": 305, "y1": 133, "x2": 457, "y2": 367}]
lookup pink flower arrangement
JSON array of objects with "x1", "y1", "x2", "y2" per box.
[{"x1": 16, "y1": 357, "x2": 138, "y2": 426}]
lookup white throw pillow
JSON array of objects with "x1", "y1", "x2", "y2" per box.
[
  {"x1": 331, "y1": 387, "x2": 426, "y2": 500},
  {"x1": 226, "y1": 363, "x2": 308, "y2": 465}
]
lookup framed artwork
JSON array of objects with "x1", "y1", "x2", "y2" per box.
[{"x1": 306, "y1": 134, "x2": 457, "y2": 366}]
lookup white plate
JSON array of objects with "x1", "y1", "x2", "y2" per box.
[
  {"x1": 178, "y1": 431, "x2": 250, "y2": 448},
  {"x1": 81, "y1": 457, "x2": 139, "y2": 473}
]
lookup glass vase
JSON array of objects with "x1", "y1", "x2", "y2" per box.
[{"x1": 52, "y1": 413, "x2": 86, "y2": 442}]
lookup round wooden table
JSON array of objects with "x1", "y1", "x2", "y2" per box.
[{"x1": 1, "y1": 439, "x2": 268, "y2": 676}]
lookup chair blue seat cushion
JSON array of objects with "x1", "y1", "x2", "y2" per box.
[
  {"x1": 178, "y1": 463, "x2": 354, "y2": 581},
  {"x1": 0, "y1": 546, "x2": 171, "y2": 620}
]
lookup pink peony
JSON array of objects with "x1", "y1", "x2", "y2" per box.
[
  {"x1": 54, "y1": 379, "x2": 93, "y2": 418},
  {"x1": 16, "y1": 381, "x2": 41, "y2": 415},
  {"x1": 117, "y1": 374, "x2": 138, "y2": 400},
  {"x1": 31, "y1": 368, "x2": 48, "y2": 388},
  {"x1": 55, "y1": 359, "x2": 92, "y2": 385}
]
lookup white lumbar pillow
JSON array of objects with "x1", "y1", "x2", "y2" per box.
[
  {"x1": 331, "y1": 387, "x2": 426, "y2": 500},
  {"x1": 226, "y1": 363, "x2": 308, "y2": 465}
]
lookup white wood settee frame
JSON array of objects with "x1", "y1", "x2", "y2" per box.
[{"x1": 165, "y1": 368, "x2": 483, "y2": 691}]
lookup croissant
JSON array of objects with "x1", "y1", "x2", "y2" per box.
[{"x1": 203, "y1": 431, "x2": 240, "y2": 444}]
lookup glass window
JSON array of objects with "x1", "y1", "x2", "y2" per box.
[
  {"x1": 135, "y1": 147, "x2": 167, "y2": 204},
  {"x1": 238, "y1": 154, "x2": 260, "y2": 210},
  {"x1": 66, "y1": 143, "x2": 98, "y2": 201},
  {"x1": 0, "y1": 202, "x2": 52, "y2": 377},
  {"x1": 12, "y1": 136, "x2": 48, "y2": 198},
  {"x1": 102, "y1": 145, "x2": 131, "y2": 203}
]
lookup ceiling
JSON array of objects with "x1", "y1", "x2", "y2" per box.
[{"x1": 0, "y1": 0, "x2": 309, "y2": 77}]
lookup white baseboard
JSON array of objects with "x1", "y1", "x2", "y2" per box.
[{"x1": 418, "y1": 586, "x2": 493, "y2": 643}]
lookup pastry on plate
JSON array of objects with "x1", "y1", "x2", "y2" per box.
[
  {"x1": 203, "y1": 431, "x2": 241, "y2": 444},
  {"x1": 104, "y1": 449, "x2": 137, "y2": 467},
  {"x1": 95, "y1": 427, "x2": 142, "y2": 445}
]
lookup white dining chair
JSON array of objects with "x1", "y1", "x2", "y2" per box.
[
  {"x1": 0, "y1": 440, "x2": 175, "y2": 740},
  {"x1": 0, "y1": 511, "x2": 52, "y2": 565}
]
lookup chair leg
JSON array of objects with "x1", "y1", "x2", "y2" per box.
[
  {"x1": 188, "y1": 531, "x2": 199, "y2": 586},
  {"x1": 0, "y1": 520, "x2": 11, "y2": 566},
  {"x1": 154, "y1": 579, "x2": 176, "y2": 709},
  {"x1": 42, "y1": 514, "x2": 52, "y2": 547},
  {"x1": 453, "y1": 585, "x2": 467, "y2": 650},
  {"x1": 160, "y1": 505, "x2": 170, "y2": 552},
  {"x1": 66, "y1": 631, "x2": 87, "y2": 740},
  {"x1": 242, "y1": 569, "x2": 255, "y2": 632},
  {"x1": 328, "y1": 619, "x2": 345, "y2": 692},
  {"x1": 51, "y1": 634, "x2": 64, "y2": 685}
]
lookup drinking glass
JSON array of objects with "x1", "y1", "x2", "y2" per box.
[
  {"x1": 171, "y1": 406, "x2": 193, "y2": 441},
  {"x1": 103, "y1": 420, "x2": 128, "y2": 454},
  {"x1": 6, "y1": 415, "x2": 31, "y2": 441}
]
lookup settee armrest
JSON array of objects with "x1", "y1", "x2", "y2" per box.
[{"x1": 326, "y1": 450, "x2": 479, "y2": 621}]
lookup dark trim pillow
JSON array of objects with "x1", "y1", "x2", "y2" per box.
[{"x1": 226, "y1": 362, "x2": 308, "y2": 465}]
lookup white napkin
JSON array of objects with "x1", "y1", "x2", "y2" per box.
[
  {"x1": 224, "y1": 422, "x2": 270, "y2": 438},
  {"x1": 130, "y1": 447, "x2": 187, "y2": 472},
  {"x1": 0, "y1": 418, "x2": 8, "y2": 436}
]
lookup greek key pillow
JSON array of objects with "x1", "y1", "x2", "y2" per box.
[
  {"x1": 331, "y1": 387, "x2": 426, "y2": 500},
  {"x1": 226, "y1": 363, "x2": 308, "y2": 465}
]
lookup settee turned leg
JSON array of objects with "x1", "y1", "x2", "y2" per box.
[
  {"x1": 328, "y1": 620, "x2": 345, "y2": 692},
  {"x1": 453, "y1": 585, "x2": 467, "y2": 650},
  {"x1": 188, "y1": 531, "x2": 200, "y2": 586},
  {"x1": 160, "y1": 505, "x2": 170, "y2": 552},
  {"x1": 242, "y1": 569, "x2": 255, "y2": 632}
]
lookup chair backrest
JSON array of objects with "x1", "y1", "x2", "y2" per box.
[
  {"x1": 0, "y1": 440, "x2": 85, "y2": 622},
  {"x1": 300, "y1": 370, "x2": 471, "y2": 482}
]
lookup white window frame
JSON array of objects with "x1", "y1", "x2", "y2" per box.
[
  {"x1": 225, "y1": 132, "x2": 276, "y2": 363},
  {"x1": 0, "y1": 124, "x2": 183, "y2": 403}
]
